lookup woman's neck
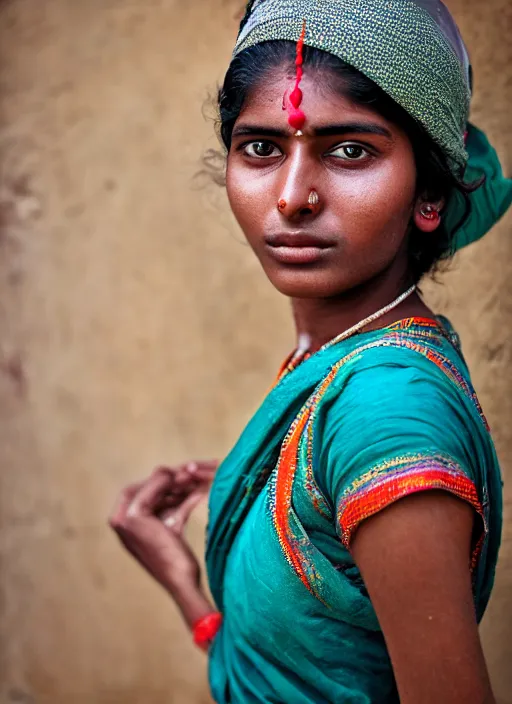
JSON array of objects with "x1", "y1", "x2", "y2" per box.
[{"x1": 291, "y1": 276, "x2": 434, "y2": 354}]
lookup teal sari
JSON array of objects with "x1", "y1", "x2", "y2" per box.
[{"x1": 206, "y1": 318, "x2": 502, "y2": 703}]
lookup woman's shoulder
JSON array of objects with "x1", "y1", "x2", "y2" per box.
[
  {"x1": 313, "y1": 319, "x2": 497, "y2": 539},
  {"x1": 319, "y1": 316, "x2": 488, "y2": 435}
]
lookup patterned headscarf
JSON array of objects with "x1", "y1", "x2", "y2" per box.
[{"x1": 232, "y1": 0, "x2": 511, "y2": 250}]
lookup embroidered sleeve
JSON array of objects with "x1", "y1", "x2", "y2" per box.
[
  {"x1": 320, "y1": 361, "x2": 487, "y2": 570},
  {"x1": 337, "y1": 452, "x2": 485, "y2": 569}
]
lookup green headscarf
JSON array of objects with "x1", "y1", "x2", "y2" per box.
[{"x1": 233, "y1": 0, "x2": 511, "y2": 251}]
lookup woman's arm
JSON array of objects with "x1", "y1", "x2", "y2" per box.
[
  {"x1": 109, "y1": 463, "x2": 218, "y2": 632},
  {"x1": 351, "y1": 490, "x2": 495, "y2": 704}
]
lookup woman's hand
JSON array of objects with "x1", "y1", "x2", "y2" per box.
[{"x1": 109, "y1": 461, "x2": 218, "y2": 627}]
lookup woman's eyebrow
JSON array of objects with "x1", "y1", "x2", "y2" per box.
[
  {"x1": 232, "y1": 125, "x2": 288, "y2": 138},
  {"x1": 314, "y1": 122, "x2": 393, "y2": 139},
  {"x1": 231, "y1": 122, "x2": 393, "y2": 139}
]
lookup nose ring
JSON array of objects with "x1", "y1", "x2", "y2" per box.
[
  {"x1": 308, "y1": 190, "x2": 319, "y2": 207},
  {"x1": 277, "y1": 191, "x2": 320, "y2": 214}
]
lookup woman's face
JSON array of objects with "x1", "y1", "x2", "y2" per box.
[{"x1": 226, "y1": 67, "x2": 422, "y2": 299}]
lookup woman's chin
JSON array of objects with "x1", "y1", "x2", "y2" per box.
[{"x1": 265, "y1": 268, "x2": 349, "y2": 299}]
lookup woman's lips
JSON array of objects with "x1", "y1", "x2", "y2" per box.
[{"x1": 264, "y1": 232, "x2": 335, "y2": 264}]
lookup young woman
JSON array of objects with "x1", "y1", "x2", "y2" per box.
[{"x1": 109, "y1": 1, "x2": 512, "y2": 702}]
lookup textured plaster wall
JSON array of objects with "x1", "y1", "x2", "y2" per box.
[{"x1": 0, "y1": 1, "x2": 510, "y2": 702}]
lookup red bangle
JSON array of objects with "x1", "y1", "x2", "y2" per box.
[{"x1": 193, "y1": 612, "x2": 222, "y2": 650}]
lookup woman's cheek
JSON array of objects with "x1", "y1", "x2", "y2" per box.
[
  {"x1": 228, "y1": 191, "x2": 259, "y2": 239},
  {"x1": 341, "y1": 156, "x2": 414, "y2": 207},
  {"x1": 227, "y1": 169, "x2": 269, "y2": 239},
  {"x1": 340, "y1": 163, "x2": 414, "y2": 237}
]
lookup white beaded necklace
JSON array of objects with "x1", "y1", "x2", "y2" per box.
[
  {"x1": 282, "y1": 285, "x2": 417, "y2": 378},
  {"x1": 319, "y1": 284, "x2": 417, "y2": 353}
]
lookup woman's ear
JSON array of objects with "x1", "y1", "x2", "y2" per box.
[{"x1": 413, "y1": 197, "x2": 445, "y2": 233}]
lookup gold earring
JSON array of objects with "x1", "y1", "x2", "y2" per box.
[{"x1": 419, "y1": 204, "x2": 440, "y2": 221}]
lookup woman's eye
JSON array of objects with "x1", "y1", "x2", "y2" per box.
[
  {"x1": 243, "y1": 141, "x2": 282, "y2": 159},
  {"x1": 329, "y1": 144, "x2": 369, "y2": 160}
]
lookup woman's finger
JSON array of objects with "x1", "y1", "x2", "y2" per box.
[
  {"x1": 158, "y1": 462, "x2": 216, "y2": 507},
  {"x1": 191, "y1": 460, "x2": 218, "y2": 476},
  {"x1": 171, "y1": 466, "x2": 198, "y2": 490},
  {"x1": 166, "y1": 489, "x2": 208, "y2": 534},
  {"x1": 127, "y1": 468, "x2": 176, "y2": 518},
  {"x1": 172, "y1": 462, "x2": 214, "y2": 488},
  {"x1": 109, "y1": 482, "x2": 144, "y2": 528},
  {"x1": 109, "y1": 461, "x2": 216, "y2": 528},
  {"x1": 158, "y1": 492, "x2": 189, "y2": 509}
]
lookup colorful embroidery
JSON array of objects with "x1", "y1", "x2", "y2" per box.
[
  {"x1": 268, "y1": 466, "x2": 328, "y2": 601},
  {"x1": 273, "y1": 348, "x2": 311, "y2": 387},
  {"x1": 269, "y1": 359, "x2": 344, "y2": 601},
  {"x1": 387, "y1": 317, "x2": 441, "y2": 331},
  {"x1": 337, "y1": 453, "x2": 486, "y2": 571},
  {"x1": 305, "y1": 417, "x2": 332, "y2": 520},
  {"x1": 387, "y1": 316, "x2": 463, "y2": 353}
]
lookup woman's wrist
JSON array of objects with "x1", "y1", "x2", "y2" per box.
[{"x1": 169, "y1": 579, "x2": 216, "y2": 630}]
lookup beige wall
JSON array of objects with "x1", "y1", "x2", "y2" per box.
[{"x1": 0, "y1": 1, "x2": 510, "y2": 702}]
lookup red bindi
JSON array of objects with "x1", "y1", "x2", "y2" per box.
[{"x1": 286, "y1": 20, "x2": 307, "y2": 134}]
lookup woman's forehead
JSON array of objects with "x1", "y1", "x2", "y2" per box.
[{"x1": 239, "y1": 72, "x2": 391, "y2": 127}]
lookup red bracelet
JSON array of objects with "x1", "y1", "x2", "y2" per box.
[{"x1": 193, "y1": 612, "x2": 223, "y2": 650}]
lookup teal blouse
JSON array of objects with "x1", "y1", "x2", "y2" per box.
[{"x1": 206, "y1": 318, "x2": 502, "y2": 703}]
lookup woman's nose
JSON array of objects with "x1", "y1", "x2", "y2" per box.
[
  {"x1": 276, "y1": 150, "x2": 323, "y2": 220},
  {"x1": 277, "y1": 190, "x2": 321, "y2": 219}
]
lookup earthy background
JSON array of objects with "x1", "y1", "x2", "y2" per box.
[{"x1": 0, "y1": 0, "x2": 510, "y2": 702}]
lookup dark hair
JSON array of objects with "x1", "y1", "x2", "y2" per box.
[{"x1": 207, "y1": 40, "x2": 482, "y2": 283}]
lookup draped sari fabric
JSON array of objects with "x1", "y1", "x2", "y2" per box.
[
  {"x1": 206, "y1": 319, "x2": 502, "y2": 703},
  {"x1": 205, "y1": 6, "x2": 508, "y2": 699}
]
